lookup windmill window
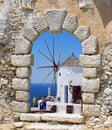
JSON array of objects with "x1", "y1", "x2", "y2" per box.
[{"x1": 59, "y1": 73, "x2": 61, "y2": 76}]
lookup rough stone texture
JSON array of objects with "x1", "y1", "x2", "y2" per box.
[
  {"x1": 80, "y1": 55, "x2": 101, "y2": 68},
  {"x1": 104, "y1": 116, "x2": 112, "y2": 128},
  {"x1": 16, "y1": 91, "x2": 30, "y2": 102},
  {"x1": 16, "y1": 67, "x2": 31, "y2": 78},
  {"x1": 83, "y1": 78, "x2": 100, "y2": 93},
  {"x1": 11, "y1": 54, "x2": 34, "y2": 67},
  {"x1": 79, "y1": 0, "x2": 94, "y2": 8},
  {"x1": 20, "y1": 113, "x2": 41, "y2": 122},
  {"x1": 41, "y1": 113, "x2": 85, "y2": 124},
  {"x1": 0, "y1": 17, "x2": 8, "y2": 44},
  {"x1": 12, "y1": 78, "x2": 30, "y2": 91},
  {"x1": 45, "y1": 9, "x2": 67, "y2": 33},
  {"x1": 0, "y1": 0, "x2": 112, "y2": 127},
  {"x1": 83, "y1": 104, "x2": 100, "y2": 116},
  {"x1": 23, "y1": 25, "x2": 39, "y2": 42},
  {"x1": 33, "y1": 14, "x2": 48, "y2": 34},
  {"x1": 25, "y1": 123, "x2": 85, "y2": 130},
  {"x1": 82, "y1": 36, "x2": 98, "y2": 54},
  {"x1": 104, "y1": 88, "x2": 112, "y2": 95},
  {"x1": 15, "y1": 37, "x2": 32, "y2": 54},
  {"x1": 62, "y1": 16, "x2": 78, "y2": 33},
  {"x1": 11, "y1": 101, "x2": 30, "y2": 113},
  {"x1": 14, "y1": 122, "x2": 24, "y2": 128},
  {"x1": 83, "y1": 93, "x2": 95, "y2": 103},
  {"x1": 83, "y1": 68, "x2": 97, "y2": 78},
  {"x1": 74, "y1": 26, "x2": 90, "y2": 42}
]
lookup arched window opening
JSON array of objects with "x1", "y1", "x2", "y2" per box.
[{"x1": 30, "y1": 30, "x2": 83, "y2": 114}]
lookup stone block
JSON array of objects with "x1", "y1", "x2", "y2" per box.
[
  {"x1": 82, "y1": 104, "x2": 100, "y2": 117},
  {"x1": 14, "y1": 122, "x2": 24, "y2": 128},
  {"x1": 45, "y1": 9, "x2": 67, "y2": 33},
  {"x1": 33, "y1": 14, "x2": 48, "y2": 34},
  {"x1": 83, "y1": 93, "x2": 95, "y2": 103},
  {"x1": 11, "y1": 54, "x2": 34, "y2": 67},
  {"x1": 20, "y1": 113, "x2": 41, "y2": 122},
  {"x1": 79, "y1": 0, "x2": 94, "y2": 8},
  {"x1": 80, "y1": 55, "x2": 101, "y2": 67},
  {"x1": 42, "y1": 113, "x2": 85, "y2": 124},
  {"x1": 16, "y1": 67, "x2": 31, "y2": 78},
  {"x1": 23, "y1": 25, "x2": 39, "y2": 42},
  {"x1": 16, "y1": 91, "x2": 30, "y2": 102},
  {"x1": 74, "y1": 26, "x2": 90, "y2": 41},
  {"x1": 83, "y1": 78, "x2": 100, "y2": 93},
  {"x1": 83, "y1": 68, "x2": 97, "y2": 78},
  {"x1": 62, "y1": 16, "x2": 78, "y2": 33},
  {"x1": 15, "y1": 37, "x2": 32, "y2": 54},
  {"x1": 11, "y1": 101, "x2": 30, "y2": 113},
  {"x1": 82, "y1": 36, "x2": 98, "y2": 54},
  {"x1": 0, "y1": 35, "x2": 8, "y2": 44},
  {"x1": 12, "y1": 78, "x2": 30, "y2": 91},
  {"x1": 104, "y1": 88, "x2": 112, "y2": 95}
]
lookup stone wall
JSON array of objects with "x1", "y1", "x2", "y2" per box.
[
  {"x1": 0, "y1": 0, "x2": 112, "y2": 128},
  {"x1": 34, "y1": 0, "x2": 112, "y2": 53}
]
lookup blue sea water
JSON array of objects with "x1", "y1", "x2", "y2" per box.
[{"x1": 30, "y1": 83, "x2": 57, "y2": 106}]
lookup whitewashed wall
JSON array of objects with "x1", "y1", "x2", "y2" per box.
[{"x1": 57, "y1": 66, "x2": 83, "y2": 103}]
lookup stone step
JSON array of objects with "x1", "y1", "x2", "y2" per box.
[
  {"x1": 26, "y1": 123, "x2": 75, "y2": 130},
  {"x1": 25, "y1": 123, "x2": 89, "y2": 130},
  {"x1": 20, "y1": 113, "x2": 85, "y2": 124}
]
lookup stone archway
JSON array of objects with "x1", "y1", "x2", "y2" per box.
[{"x1": 11, "y1": 9, "x2": 101, "y2": 118}]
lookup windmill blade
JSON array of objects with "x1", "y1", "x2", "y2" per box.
[
  {"x1": 41, "y1": 69, "x2": 53, "y2": 83},
  {"x1": 53, "y1": 37, "x2": 55, "y2": 62},
  {"x1": 52, "y1": 69, "x2": 57, "y2": 84},
  {"x1": 58, "y1": 47, "x2": 62, "y2": 66},
  {"x1": 37, "y1": 65, "x2": 54, "y2": 69},
  {"x1": 38, "y1": 50, "x2": 53, "y2": 64},
  {"x1": 44, "y1": 39, "x2": 55, "y2": 64}
]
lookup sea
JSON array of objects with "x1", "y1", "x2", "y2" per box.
[{"x1": 30, "y1": 83, "x2": 57, "y2": 107}]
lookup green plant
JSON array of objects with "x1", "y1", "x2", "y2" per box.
[{"x1": 47, "y1": 120, "x2": 59, "y2": 125}]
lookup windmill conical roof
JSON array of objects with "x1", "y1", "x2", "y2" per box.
[{"x1": 60, "y1": 53, "x2": 80, "y2": 67}]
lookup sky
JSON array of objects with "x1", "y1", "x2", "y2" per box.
[{"x1": 31, "y1": 30, "x2": 82, "y2": 83}]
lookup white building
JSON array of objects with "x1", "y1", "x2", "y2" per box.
[{"x1": 57, "y1": 53, "x2": 83, "y2": 103}]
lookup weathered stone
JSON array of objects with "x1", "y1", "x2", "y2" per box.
[
  {"x1": 0, "y1": 109, "x2": 4, "y2": 120},
  {"x1": 25, "y1": 123, "x2": 70, "y2": 130},
  {"x1": 20, "y1": 113, "x2": 41, "y2": 122},
  {"x1": 104, "y1": 88, "x2": 112, "y2": 95},
  {"x1": 104, "y1": 116, "x2": 112, "y2": 128},
  {"x1": 83, "y1": 93, "x2": 95, "y2": 103},
  {"x1": 16, "y1": 67, "x2": 31, "y2": 78},
  {"x1": 11, "y1": 101, "x2": 30, "y2": 113},
  {"x1": 12, "y1": 78, "x2": 30, "y2": 90},
  {"x1": 33, "y1": 14, "x2": 48, "y2": 34},
  {"x1": 16, "y1": 91, "x2": 30, "y2": 102},
  {"x1": 11, "y1": 54, "x2": 34, "y2": 67},
  {"x1": 82, "y1": 36, "x2": 98, "y2": 54},
  {"x1": 83, "y1": 68, "x2": 97, "y2": 78},
  {"x1": 41, "y1": 113, "x2": 85, "y2": 124},
  {"x1": 23, "y1": 25, "x2": 39, "y2": 42},
  {"x1": 74, "y1": 26, "x2": 90, "y2": 41},
  {"x1": 14, "y1": 122, "x2": 24, "y2": 128},
  {"x1": 62, "y1": 16, "x2": 78, "y2": 33},
  {"x1": 83, "y1": 104, "x2": 100, "y2": 116},
  {"x1": 83, "y1": 78, "x2": 100, "y2": 93},
  {"x1": 80, "y1": 55, "x2": 101, "y2": 67},
  {"x1": 45, "y1": 9, "x2": 67, "y2": 33},
  {"x1": 1, "y1": 78, "x2": 8, "y2": 85},
  {"x1": 15, "y1": 37, "x2": 32, "y2": 54},
  {"x1": 79, "y1": 0, "x2": 94, "y2": 8},
  {"x1": 102, "y1": 43, "x2": 112, "y2": 62}
]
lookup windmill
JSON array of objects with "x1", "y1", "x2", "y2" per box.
[{"x1": 37, "y1": 38, "x2": 63, "y2": 84}]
